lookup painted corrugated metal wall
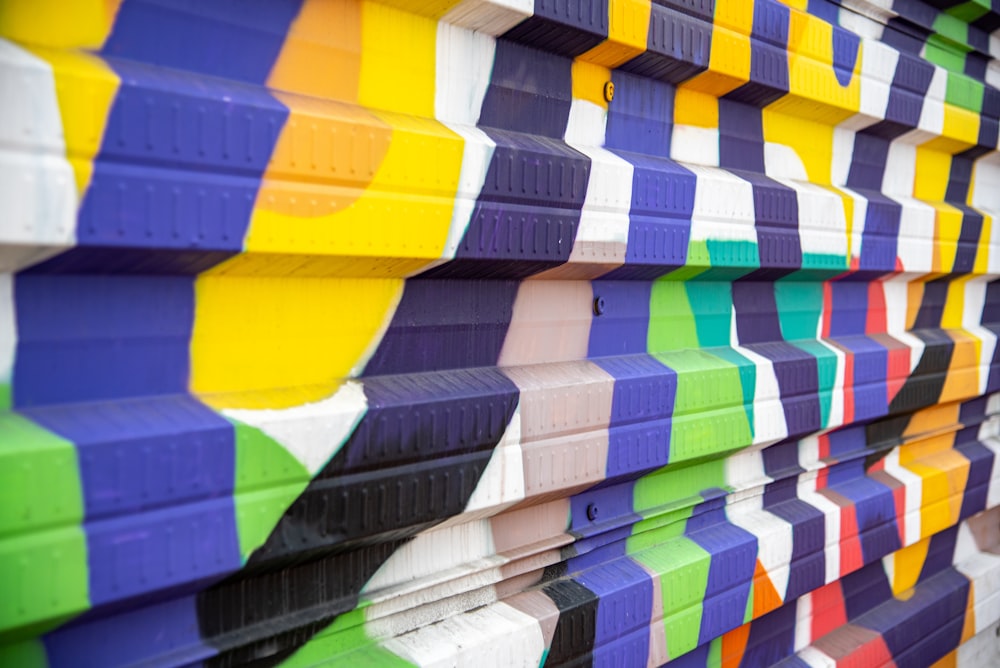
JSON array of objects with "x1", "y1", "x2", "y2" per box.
[{"x1": 2, "y1": 0, "x2": 1000, "y2": 666}]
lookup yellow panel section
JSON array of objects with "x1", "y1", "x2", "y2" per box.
[
  {"x1": 899, "y1": 433, "x2": 970, "y2": 538},
  {"x1": 191, "y1": 276, "x2": 402, "y2": 409},
  {"x1": 942, "y1": 275, "x2": 972, "y2": 330},
  {"x1": 572, "y1": 60, "x2": 611, "y2": 109},
  {"x1": 581, "y1": 0, "x2": 651, "y2": 68},
  {"x1": 0, "y1": 0, "x2": 120, "y2": 49},
  {"x1": 940, "y1": 331, "x2": 981, "y2": 404},
  {"x1": 904, "y1": 403, "x2": 960, "y2": 440},
  {"x1": 26, "y1": 46, "x2": 119, "y2": 199},
  {"x1": 913, "y1": 145, "x2": 953, "y2": 204},
  {"x1": 359, "y1": 0, "x2": 437, "y2": 117},
  {"x1": 888, "y1": 537, "x2": 930, "y2": 596},
  {"x1": 266, "y1": 0, "x2": 362, "y2": 103},
  {"x1": 762, "y1": 113, "x2": 836, "y2": 185},
  {"x1": 673, "y1": 0, "x2": 753, "y2": 129},
  {"x1": 674, "y1": 88, "x2": 720, "y2": 128},
  {"x1": 235, "y1": 109, "x2": 463, "y2": 274},
  {"x1": 775, "y1": 10, "x2": 861, "y2": 121},
  {"x1": 941, "y1": 103, "x2": 980, "y2": 147}
]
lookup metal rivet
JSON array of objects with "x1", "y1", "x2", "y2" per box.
[
  {"x1": 593, "y1": 296, "x2": 606, "y2": 316},
  {"x1": 603, "y1": 81, "x2": 615, "y2": 103},
  {"x1": 586, "y1": 503, "x2": 599, "y2": 521}
]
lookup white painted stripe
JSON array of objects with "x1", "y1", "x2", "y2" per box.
[
  {"x1": 564, "y1": 99, "x2": 633, "y2": 262},
  {"x1": 795, "y1": 590, "x2": 813, "y2": 650},
  {"x1": 440, "y1": 0, "x2": 533, "y2": 36},
  {"x1": 433, "y1": 23, "x2": 497, "y2": 265},
  {"x1": 222, "y1": 380, "x2": 367, "y2": 475},
  {"x1": 383, "y1": 601, "x2": 546, "y2": 668},
  {"x1": 687, "y1": 164, "x2": 758, "y2": 246},
  {"x1": 0, "y1": 273, "x2": 13, "y2": 391},
  {"x1": 0, "y1": 39, "x2": 77, "y2": 272}
]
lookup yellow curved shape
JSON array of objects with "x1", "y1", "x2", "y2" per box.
[
  {"x1": 0, "y1": 0, "x2": 120, "y2": 50},
  {"x1": 191, "y1": 0, "x2": 465, "y2": 409}
]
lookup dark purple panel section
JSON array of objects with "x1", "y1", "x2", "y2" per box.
[
  {"x1": 576, "y1": 558, "x2": 654, "y2": 667},
  {"x1": 363, "y1": 279, "x2": 519, "y2": 376},
  {"x1": 29, "y1": 57, "x2": 287, "y2": 274},
  {"x1": 596, "y1": 354, "x2": 676, "y2": 480},
  {"x1": 738, "y1": 598, "x2": 797, "y2": 668},
  {"x1": 684, "y1": 498, "x2": 756, "y2": 646},
  {"x1": 478, "y1": 39, "x2": 574, "y2": 139},
  {"x1": 427, "y1": 40, "x2": 588, "y2": 278},
  {"x1": 605, "y1": 154, "x2": 695, "y2": 279},
  {"x1": 23, "y1": 396, "x2": 238, "y2": 608},
  {"x1": 588, "y1": 280, "x2": 652, "y2": 358},
  {"x1": 856, "y1": 567, "x2": 969, "y2": 664},
  {"x1": 841, "y1": 559, "x2": 894, "y2": 620},
  {"x1": 43, "y1": 594, "x2": 214, "y2": 668},
  {"x1": 501, "y1": 0, "x2": 608, "y2": 57},
  {"x1": 102, "y1": 0, "x2": 304, "y2": 85},
  {"x1": 605, "y1": 70, "x2": 675, "y2": 156},
  {"x1": 829, "y1": 282, "x2": 868, "y2": 336},
  {"x1": 197, "y1": 367, "x2": 519, "y2": 665},
  {"x1": 13, "y1": 275, "x2": 195, "y2": 407},
  {"x1": 620, "y1": 3, "x2": 711, "y2": 84}
]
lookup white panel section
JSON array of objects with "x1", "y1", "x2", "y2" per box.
[
  {"x1": 363, "y1": 518, "x2": 500, "y2": 597},
  {"x1": 980, "y1": 436, "x2": 1000, "y2": 510},
  {"x1": 956, "y1": 549, "x2": 1000, "y2": 635},
  {"x1": 797, "y1": 646, "x2": 837, "y2": 667},
  {"x1": 671, "y1": 125, "x2": 720, "y2": 168},
  {"x1": 463, "y1": 407, "x2": 526, "y2": 515},
  {"x1": 775, "y1": 178, "x2": 848, "y2": 259},
  {"x1": 564, "y1": 99, "x2": 633, "y2": 255},
  {"x1": 764, "y1": 142, "x2": 809, "y2": 182},
  {"x1": 883, "y1": 140, "x2": 918, "y2": 198},
  {"x1": 383, "y1": 601, "x2": 547, "y2": 668},
  {"x1": 731, "y1": 308, "x2": 788, "y2": 446},
  {"x1": 440, "y1": 0, "x2": 533, "y2": 35},
  {"x1": 0, "y1": 39, "x2": 77, "y2": 272},
  {"x1": 795, "y1": 592, "x2": 813, "y2": 650},
  {"x1": 798, "y1": 475, "x2": 843, "y2": 584},
  {"x1": 855, "y1": 39, "x2": 899, "y2": 125},
  {"x1": 0, "y1": 274, "x2": 13, "y2": 389},
  {"x1": 727, "y1": 492, "x2": 793, "y2": 601},
  {"x1": 223, "y1": 381, "x2": 367, "y2": 475},
  {"x1": 893, "y1": 198, "x2": 937, "y2": 274},
  {"x1": 957, "y1": 621, "x2": 1000, "y2": 667},
  {"x1": 434, "y1": 24, "x2": 497, "y2": 264},
  {"x1": 916, "y1": 66, "x2": 948, "y2": 138},
  {"x1": 688, "y1": 165, "x2": 758, "y2": 245}
]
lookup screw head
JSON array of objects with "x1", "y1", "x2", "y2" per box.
[
  {"x1": 593, "y1": 296, "x2": 606, "y2": 316},
  {"x1": 586, "y1": 503, "x2": 599, "y2": 521},
  {"x1": 603, "y1": 81, "x2": 615, "y2": 103}
]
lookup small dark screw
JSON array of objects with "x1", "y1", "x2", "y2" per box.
[
  {"x1": 586, "y1": 503, "x2": 599, "y2": 521},
  {"x1": 593, "y1": 296, "x2": 606, "y2": 316}
]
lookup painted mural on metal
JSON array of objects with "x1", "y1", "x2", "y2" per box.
[{"x1": 1, "y1": 0, "x2": 1000, "y2": 665}]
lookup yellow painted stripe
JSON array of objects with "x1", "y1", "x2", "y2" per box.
[{"x1": 0, "y1": 0, "x2": 120, "y2": 50}]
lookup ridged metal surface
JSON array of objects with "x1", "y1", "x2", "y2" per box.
[{"x1": 2, "y1": 0, "x2": 1000, "y2": 666}]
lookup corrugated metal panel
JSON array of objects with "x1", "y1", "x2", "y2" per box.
[{"x1": 1, "y1": 0, "x2": 1000, "y2": 666}]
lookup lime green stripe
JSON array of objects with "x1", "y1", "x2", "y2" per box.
[
  {"x1": 278, "y1": 608, "x2": 414, "y2": 667},
  {"x1": 0, "y1": 413, "x2": 88, "y2": 639},
  {"x1": 231, "y1": 420, "x2": 311, "y2": 563},
  {"x1": 0, "y1": 638, "x2": 47, "y2": 667}
]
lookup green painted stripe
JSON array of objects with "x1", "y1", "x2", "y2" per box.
[
  {"x1": 231, "y1": 420, "x2": 311, "y2": 563},
  {"x1": 277, "y1": 608, "x2": 414, "y2": 667},
  {"x1": 0, "y1": 413, "x2": 88, "y2": 640}
]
